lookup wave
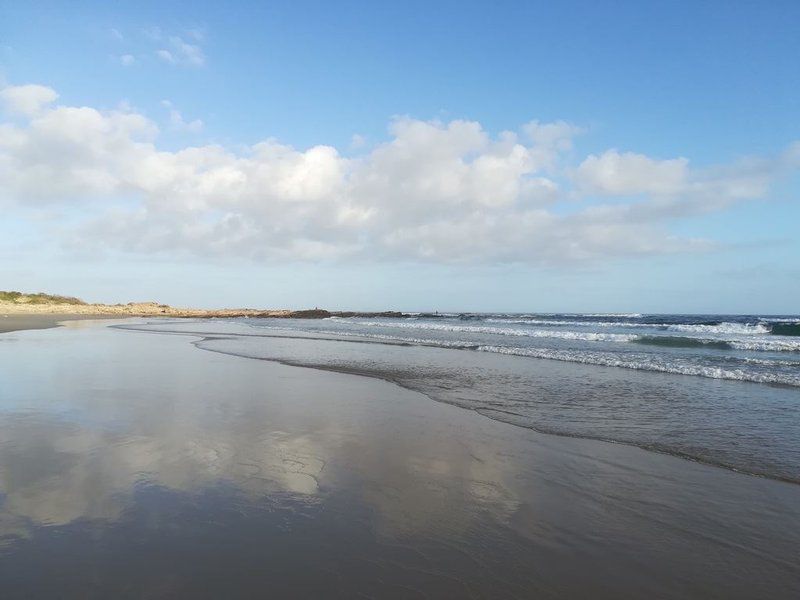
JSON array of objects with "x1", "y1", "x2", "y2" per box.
[
  {"x1": 740, "y1": 356, "x2": 800, "y2": 367},
  {"x1": 632, "y1": 335, "x2": 800, "y2": 352},
  {"x1": 770, "y1": 323, "x2": 800, "y2": 337},
  {"x1": 583, "y1": 313, "x2": 642, "y2": 318},
  {"x1": 633, "y1": 336, "x2": 733, "y2": 350},
  {"x1": 728, "y1": 338, "x2": 800, "y2": 352},
  {"x1": 483, "y1": 318, "x2": 653, "y2": 328},
  {"x1": 241, "y1": 321, "x2": 800, "y2": 384},
  {"x1": 130, "y1": 319, "x2": 800, "y2": 389},
  {"x1": 664, "y1": 322, "x2": 770, "y2": 335},
  {"x1": 516, "y1": 312, "x2": 643, "y2": 318},
  {"x1": 254, "y1": 317, "x2": 800, "y2": 353},
  {"x1": 344, "y1": 320, "x2": 638, "y2": 342},
  {"x1": 328, "y1": 319, "x2": 800, "y2": 347},
  {"x1": 284, "y1": 321, "x2": 800, "y2": 352},
  {"x1": 336, "y1": 316, "x2": 799, "y2": 338},
  {"x1": 476, "y1": 346, "x2": 800, "y2": 387},
  {"x1": 255, "y1": 319, "x2": 800, "y2": 352}
]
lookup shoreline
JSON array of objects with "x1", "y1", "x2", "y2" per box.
[
  {"x1": 0, "y1": 313, "x2": 125, "y2": 335},
  {"x1": 111, "y1": 320, "x2": 800, "y2": 486},
  {"x1": 0, "y1": 301, "x2": 410, "y2": 321},
  {"x1": 1, "y1": 320, "x2": 797, "y2": 597},
  {"x1": 189, "y1": 331, "x2": 799, "y2": 486},
  {"x1": 7, "y1": 316, "x2": 800, "y2": 486}
]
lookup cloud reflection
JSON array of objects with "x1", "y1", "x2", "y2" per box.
[{"x1": 0, "y1": 325, "x2": 521, "y2": 545}]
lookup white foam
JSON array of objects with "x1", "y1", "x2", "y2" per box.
[
  {"x1": 477, "y1": 346, "x2": 800, "y2": 386},
  {"x1": 741, "y1": 356, "x2": 800, "y2": 366},
  {"x1": 582, "y1": 313, "x2": 643, "y2": 318},
  {"x1": 346, "y1": 320, "x2": 637, "y2": 341},
  {"x1": 241, "y1": 319, "x2": 800, "y2": 385},
  {"x1": 484, "y1": 318, "x2": 652, "y2": 328},
  {"x1": 760, "y1": 317, "x2": 800, "y2": 323},
  {"x1": 666, "y1": 322, "x2": 770, "y2": 335},
  {"x1": 729, "y1": 339, "x2": 800, "y2": 352}
]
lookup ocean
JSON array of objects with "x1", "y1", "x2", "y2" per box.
[
  {"x1": 125, "y1": 312, "x2": 797, "y2": 485},
  {"x1": 248, "y1": 313, "x2": 800, "y2": 386}
]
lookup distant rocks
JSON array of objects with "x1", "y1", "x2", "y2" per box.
[
  {"x1": 281, "y1": 309, "x2": 332, "y2": 319},
  {"x1": 270, "y1": 309, "x2": 409, "y2": 319},
  {"x1": 331, "y1": 310, "x2": 406, "y2": 319}
]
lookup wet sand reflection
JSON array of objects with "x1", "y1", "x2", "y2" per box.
[{"x1": 0, "y1": 323, "x2": 798, "y2": 598}]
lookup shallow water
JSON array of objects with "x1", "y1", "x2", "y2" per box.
[
  {"x1": 1, "y1": 321, "x2": 799, "y2": 598},
  {"x1": 121, "y1": 317, "x2": 800, "y2": 483},
  {"x1": 257, "y1": 313, "x2": 800, "y2": 386}
]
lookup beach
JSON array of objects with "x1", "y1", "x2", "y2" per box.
[
  {"x1": 4, "y1": 1, "x2": 799, "y2": 597},
  {"x1": 0, "y1": 298, "x2": 293, "y2": 319},
  {"x1": 0, "y1": 318, "x2": 798, "y2": 598},
  {"x1": 0, "y1": 314, "x2": 122, "y2": 334}
]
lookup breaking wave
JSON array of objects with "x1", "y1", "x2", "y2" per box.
[
  {"x1": 246, "y1": 311, "x2": 800, "y2": 389},
  {"x1": 476, "y1": 346, "x2": 800, "y2": 387},
  {"x1": 633, "y1": 336, "x2": 733, "y2": 350}
]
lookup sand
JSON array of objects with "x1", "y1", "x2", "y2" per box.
[
  {"x1": 0, "y1": 313, "x2": 126, "y2": 334},
  {"x1": 0, "y1": 300, "x2": 293, "y2": 319}
]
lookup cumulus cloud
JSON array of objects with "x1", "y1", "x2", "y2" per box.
[
  {"x1": 573, "y1": 148, "x2": 791, "y2": 221},
  {"x1": 575, "y1": 150, "x2": 689, "y2": 196},
  {"x1": 350, "y1": 134, "x2": 367, "y2": 150},
  {"x1": 0, "y1": 84, "x2": 58, "y2": 116},
  {"x1": 523, "y1": 120, "x2": 583, "y2": 171},
  {"x1": 161, "y1": 100, "x2": 203, "y2": 133},
  {"x1": 0, "y1": 83, "x2": 794, "y2": 265}
]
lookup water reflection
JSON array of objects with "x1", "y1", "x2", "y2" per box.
[{"x1": 0, "y1": 322, "x2": 798, "y2": 598}]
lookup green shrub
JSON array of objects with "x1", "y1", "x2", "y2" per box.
[{"x1": 0, "y1": 290, "x2": 86, "y2": 305}]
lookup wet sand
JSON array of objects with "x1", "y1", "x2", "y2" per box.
[
  {"x1": 0, "y1": 313, "x2": 120, "y2": 334},
  {"x1": 0, "y1": 320, "x2": 798, "y2": 598}
]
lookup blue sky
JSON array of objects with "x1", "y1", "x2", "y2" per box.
[{"x1": 1, "y1": 1, "x2": 799, "y2": 312}]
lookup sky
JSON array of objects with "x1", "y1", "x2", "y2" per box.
[{"x1": 1, "y1": 0, "x2": 799, "y2": 313}]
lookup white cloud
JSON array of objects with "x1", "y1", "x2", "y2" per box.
[
  {"x1": 350, "y1": 134, "x2": 367, "y2": 150},
  {"x1": 0, "y1": 92, "x2": 157, "y2": 200},
  {"x1": 572, "y1": 149, "x2": 788, "y2": 221},
  {"x1": 574, "y1": 150, "x2": 689, "y2": 196},
  {"x1": 119, "y1": 54, "x2": 137, "y2": 67},
  {"x1": 156, "y1": 49, "x2": 175, "y2": 64},
  {"x1": 0, "y1": 84, "x2": 58, "y2": 116},
  {"x1": 0, "y1": 84, "x2": 794, "y2": 266},
  {"x1": 111, "y1": 26, "x2": 207, "y2": 69},
  {"x1": 161, "y1": 100, "x2": 203, "y2": 133},
  {"x1": 156, "y1": 36, "x2": 205, "y2": 67},
  {"x1": 523, "y1": 120, "x2": 583, "y2": 171}
]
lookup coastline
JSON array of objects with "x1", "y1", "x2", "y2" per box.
[
  {"x1": 135, "y1": 318, "x2": 799, "y2": 485},
  {"x1": 0, "y1": 300, "x2": 293, "y2": 319},
  {"x1": 0, "y1": 320, "x2": 798, "y2": 597},
  {"x1": 193, "y1": 341, "x2": 800, "y2": 486},
  {"x1": 0, "y1": 299, "x2": 409, "y2": 321}
]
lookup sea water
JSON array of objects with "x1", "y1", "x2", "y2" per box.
[{"x1": 125, "y1": 313, "x2": 800, "y2": 483}]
